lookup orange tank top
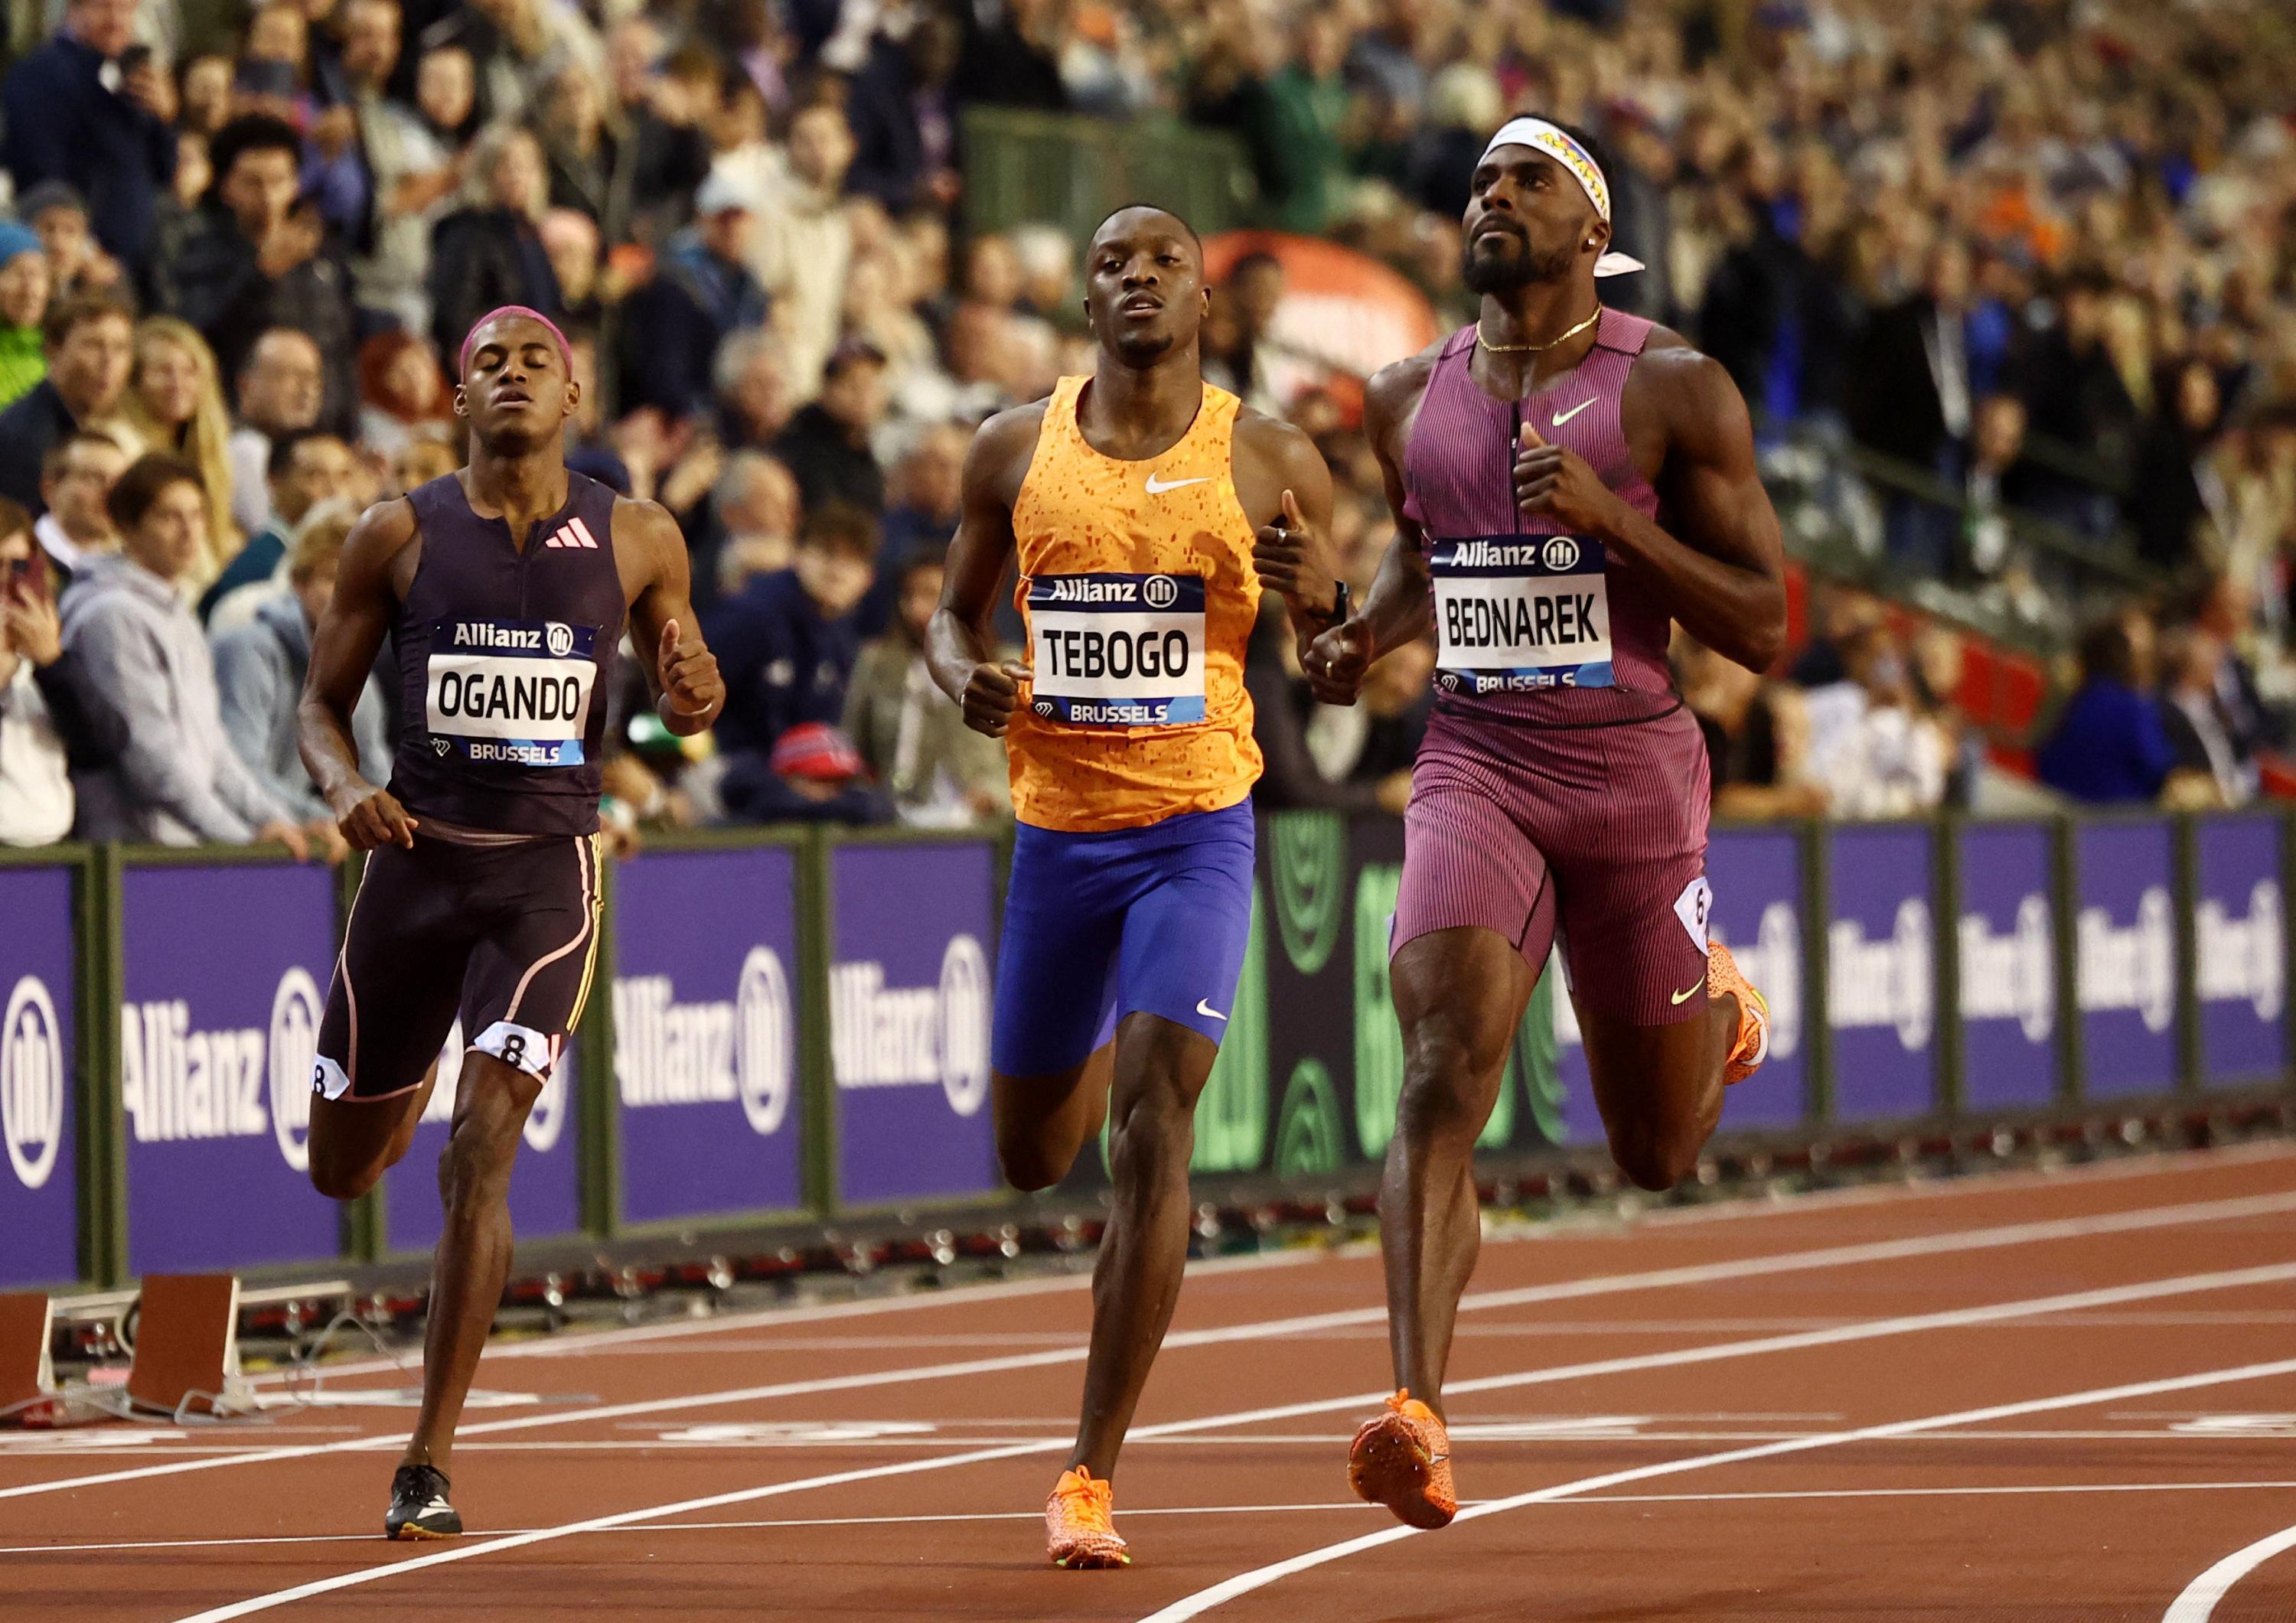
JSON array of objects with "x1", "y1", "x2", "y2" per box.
[{"x1": 1006, "y1": 375, "x2": 1264, "y2": 833}]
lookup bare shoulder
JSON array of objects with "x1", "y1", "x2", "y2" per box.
[
  {"x1": 1628, "y1": 326, "x2": 1753, "y2": 458},
  {"x1": 1364, "y1": 339, "x2": 1445, "y2": 428},
  {"x1": 1231, "y1": 404, "x2": 1319, "y2": 471},
  {"x1": 611, "y1": 493, "x2": 684, "y2": 553},
  {"x1": 964, "y1": 399, "x2": 1052, "y2": 506},
  {"x1": 343, "y1": 495, "x2": 419, "y2": 571}
]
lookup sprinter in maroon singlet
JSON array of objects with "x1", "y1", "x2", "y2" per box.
[
  {"x1": 295, "y1": 307, "x2": 725, "y2": 1540},
  {"x1": 1307, "y1": 118, "x2": 1788, "y2": 1529}
]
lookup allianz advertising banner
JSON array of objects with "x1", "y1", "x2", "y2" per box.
[
  {"x1": 612, "y1": 847, "x2": 804, "y2": 1227},
  {"x1": 1827, "y1": 825, "x2": 1939, "y2": 1120},
  {"x1": 386, "y1": 1023, "x2": 583, "y2": 1254},
  {"x1": 1956, "y1": 822, "x2": 2059, "y2": 1110},
  {"x1": 120, "y1": 862, "x2": 341, "y2": 1274},
  {"x1": 2074, "y1": 820, "x2": 2180, "y2": 1100},
  {"x1": 1, "y1": 865, "x2": 77, "y2": 1286},
  {"x1": 831, "y1": 840, "x2": 997, "y2": 1208},
  {"x1": 2194, "y1": 814, "x2": 2286, "y2": 1089}
]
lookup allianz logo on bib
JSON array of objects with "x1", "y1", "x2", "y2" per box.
[
  {"x1": 119, "y1": 970, "x2": 324, "y2": 1171},
  {"x1": 1828, "y1": 899, "x2": 1933, "y2": 1050},
  {"x1": 2076, "y1": 888, "x2": 2175, "y2": 1032},
  {"x1": 613, "y1": 947, "x2": 794, "y2": 1137},
  {"x1": 831, "y1": 937, "x2": 991, "y2": 1117},
  {"x1": 2197, "y1": 879, "x2": 2283, "y2": 1019},
  {"x1": 2, "y1": 976, "x2": 65, "y2": 1191},
  {"x1": 1957, "y1": 895, "x2": 2054, "y2": 1041}
]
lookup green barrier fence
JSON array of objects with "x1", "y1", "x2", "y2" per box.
[
  {"x1": 1, "y1": 808, "x2": 2289, "y2": 1292},
  {"x1": 960, "y1": 107, "x2": 1257, "y2": 254}
]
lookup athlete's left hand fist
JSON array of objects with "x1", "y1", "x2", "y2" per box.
[
  {"x1": 1254, "y1": 488, "x2": 1342, "y2": 626},
  {"x1": 657, "y1": 618, "x2": 723, "y2": 726},
  {"x1": 1514, "y1": 420, "x2": 1619, "y2": 536}
]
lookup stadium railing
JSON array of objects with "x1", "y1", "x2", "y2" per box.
[
  {"x1": 960, "y1": 106, "x2": 1257, "y2": 253},
  {"x1": 2, "y1": 805, "x2": 2290, "y2": 1293}
]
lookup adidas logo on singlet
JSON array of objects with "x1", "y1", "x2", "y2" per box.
[{"x1": 542, "y1": 517, "x2": 602, "y2": 549}]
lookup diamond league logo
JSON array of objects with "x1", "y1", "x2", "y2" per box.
[
  {"x1": 268, "y1": 968, "x2": 323, "y2": 1171},
  {"x1": 736, "y1": 945, "x2": 794, "y2": 1136},
  {"x1": 2, "y1": 975, "x2": 64, "y2": 1191},
  {"x1": 546, "y1": 621, "x2": 575, "y2": 658},
  {"x1": 938, "y1": 935, "x2": 991, "y2": 1117},
  {"x1": 1142, "y1": 575, "x2": 1179, "y2": 610},
  {"x1": 1541, "y1": 536, "x2": 1581, "y2": 571}
]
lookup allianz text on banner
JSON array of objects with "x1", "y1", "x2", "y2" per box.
[
  {"x1": 830, "y1": 936, "x2": 991, "y2": 1119},
  {"x1": 386, "y1": 1019, "x2": 582, "y2": 1253},
  {"x1": 1955, "y1": 823, "x2": 2058, "y2": 1110},
  {"x1": 119, "y1": 966, "x2": 322, "y2": 1172},
  {"x1": 615, "y1": 947, "x2": 793, "y2": 1134},
  {"x1": 2074, "y1": 821, "x2": 2179, "y2": 1100},
  {"x1": 2196, "y1": 815, "x2": 2287, "y2": 1088}
]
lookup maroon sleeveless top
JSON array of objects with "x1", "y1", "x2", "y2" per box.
[
  {"x1": 388, "y1": 470, "x2": 626, "y2": 836},
  {"x1": 1402, "y1": 307, "x2": 1678, "y2": 727}
]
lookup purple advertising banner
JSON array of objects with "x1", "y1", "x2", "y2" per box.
[
  {"x1": 833, "y1": 841, "x2": 996, "y2": 1208},
  {"x1": 1, "y1": 867, "x2": 77, "y2": 1286},
  {"x1": 121, "y1": 863, "x2": 340, "y2": 1274},
  {"x1": 1543, "y1": 828, "x2": 1806, "y2": 1142},
  {"x1": 1956, "y1": 823, "x2": 2059, "y2": 1110},
  {"x1": 2195, "y1": 815, "x2": 2286, "y2": 1088},
  {"x1": 613, "y1": 848, "x2": 804, "y2": 1227},
  {"x1": 2074, "y1": 820, "x2": 2179, "y2": 1100},
  {"x1": 386, "y1": 1034, "x2": 584, "y2": 1254},
  {"x1": 1827, "y1": 825, "x2": 1938, "y2": 1122}
]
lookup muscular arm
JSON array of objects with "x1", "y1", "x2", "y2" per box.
[
  {"x1": 1303, "y1": 356, "x2": 1437, "y2": 705},
  {"x1": 298, "y1": 498, "x2": 417, "y2": 845},
  {"x1": 1233, "y1": 411, "x2": 1342, "y2": 639},
  {"x1": 1521, "y1": 347, "x2": 1786, "y2": 673},
  {"x1": 618, "y1": 496, "x2": 726, "y2": 737},
  {"x1": 927, "y1": 406, "x2": 1039, "y2": 735}
]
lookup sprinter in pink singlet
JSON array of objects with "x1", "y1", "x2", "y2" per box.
[{"x1": 1306, "y1": 116, "x2": 1789, "y2": 1530}]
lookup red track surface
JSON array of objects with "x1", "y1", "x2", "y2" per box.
[{"x1": 9, "y1": 1144, "x2": 2296, "y2": 1621}]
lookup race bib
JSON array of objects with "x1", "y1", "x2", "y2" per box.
[
  {"x1": 1026, "y1": 572, "x2": 1206, "y2": 727},
  {"x1": 424, "y1": 618, "x2": 598, "y2": 766},
  {"x1": 1429, "y1": 534, "x2": 1613, "y2": 693}
]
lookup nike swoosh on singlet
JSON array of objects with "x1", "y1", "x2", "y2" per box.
[
  {"x1": 1145, "y1": 474, "x2": 1210, "y2": 494},
  {"x1": 1551, "y1": 399, "x2": 1597, "y2": 428},
  {"x1": 1670, "y1": 976, "x2": 1707, "y2": 1005}
]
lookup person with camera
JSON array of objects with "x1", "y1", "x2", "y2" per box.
[{"x1": 0, "y1": 499, "x2": 82, "y2": 846}]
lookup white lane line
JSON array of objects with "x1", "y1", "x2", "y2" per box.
[
  {"x1": 164, "y1": 1259, "x2": 2296, "y2": 1621},
  {"x1": 1134, "y1": 1355, "x2": 2296, "y2": 1622},
  {"x1": 16, "y1": 1185, "x2": 2296, "y2": 1506},
  {"x1": 2162, "y1": 1520, "x2": 2296, "y2": 1620},
  {"x1": 245, "y1": 1139, "x2": 2296, "y2": 1388}
]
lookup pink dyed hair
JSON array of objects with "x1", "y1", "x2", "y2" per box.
[{"x1": 458, "y1": 306, "x2": 572, "y2": 378}]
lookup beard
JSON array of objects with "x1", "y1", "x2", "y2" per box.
[{"x1": 1461, "y1": 228, "x2": 1575, "y2": 294}]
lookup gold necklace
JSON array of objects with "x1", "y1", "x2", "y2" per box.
[{"x1": 1476, "y1": 305, "x2": 1602, "y2": 354}]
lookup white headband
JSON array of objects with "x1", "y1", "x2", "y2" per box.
[{"x1": 1479, "y1": 116, "x2": 1645, "y2": 278}]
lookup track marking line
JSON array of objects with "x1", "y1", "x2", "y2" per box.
[
  {"x1": 18, "y1": 1183, "x2": 2296, "y2": 1507},
  {"x1": 2162, "y1": 1519, "x2": 2296, "y2": 1620},
  {"x1": 161, "y1": 1258, "x2": 2296, "y2": 1621},
  {"x1": 1133, "y1": 1354, "x2": 2296, "y2": 1621}
]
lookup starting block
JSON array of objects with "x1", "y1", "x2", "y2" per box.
[
  {"x1": 0, "y1": 1292, "x2": 57, "y2": 1425},
  {"x1": 126, "y1": 1274, "x2": 251, "y2": 1418}
]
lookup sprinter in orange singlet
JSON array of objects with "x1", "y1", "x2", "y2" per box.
[{"x1": 928, "y1": 205, "x2": 1342, "y2": 1569}]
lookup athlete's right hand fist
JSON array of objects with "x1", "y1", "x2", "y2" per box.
[
  {"x1": 1304, "y1": 621, "x2": 1373, "y2": 706},
  {"x1": 960, "y1": 659, "x2": 1032, "y2": 738},
  {"x1": 332, "y1": 783, "x2": 420, "y2": 852}
]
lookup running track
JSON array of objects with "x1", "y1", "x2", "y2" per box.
[{"x1": 8, "y1": 1143, "x2": 2296, "y2": 1621}]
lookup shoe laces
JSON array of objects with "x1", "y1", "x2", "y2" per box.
[{"x1": 1054, "y1": 1468, "x2": 1115, "y2": 1531}]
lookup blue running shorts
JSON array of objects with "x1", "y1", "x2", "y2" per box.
[{"x1": 991, "y1": 801, "x2": 1256, "y2": 1077}]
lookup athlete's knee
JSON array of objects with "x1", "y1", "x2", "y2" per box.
[
  {"x1": 1105, "y1": 1073, "x2": 1193, "y2": 1178},
  {"x1": 1394, "y1": 1017, "x2": 1508, "y2": 1150},
  {"x1": 308, "y1": 1139, "x2": 383, "y2": 1201},
  {"x1": 1607, "y1": 1119, "x2": 1704, "y2": 1192},
  {"x1": 996, "y1": 1124, "x2": 1079, "y2": 1192}
]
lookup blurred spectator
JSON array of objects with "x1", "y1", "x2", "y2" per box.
[
  {"x1": 0, "y1": 500, "x2": 78, "y2": 846},
  {"x1": 223, "y1": 327, "x2": 325, "y2": 536},
  {"x1": 843, "y1": 548, "x2": 1009, "y2": 826},
  {"x1": 1848, "y1": 238, "x2": 1975, "y2": 574},
  {"x1": 952, "y1": 0, "x2": 1068, "y2": 112},
  {"x1": 615, "y1": 171, "x2": 765, "y2": 420},
  {"x1": 2016, "y1": 270, "x2": 2139, "y2": 531},
  {"x1": 0, "y1": 294, "x2": 133, "y2": 511},
  {"x1": 1, "y1": 0, "x2": 178, "y2": 288},
  {"x1": 213, "y1": 508, "x2": 389, "y2": 826},
  {"x1": 19, "y1": 184, "x2": 126, "y2": 303},
  {"x1": 713, "y1": 326, "x2": 793, "y2": 451},
  {"x1": 386, "y1": 427, "x2": 460, "y2": 497},
  {"x1": 535, "y1": 206, "x2": 607, "y2": 331},
  {"x1": 1202, "y1": 252, "x2": 1284, "y2": 416},
  {"x1": 119, "y1": 316, "x2": 240, "y2": 581},
  {"x1": 2129, "y1": 357, "x2": 2226, "y2": 579},
  {"x1": 843, "y1": 7, "x2": 964, "y2": 213},
  {"x1": 775, "y1": 337, "x2": 889, "y2": 516},
  {"x1": 1305, "y1": 633, "x2": 1432, "y2": 796},
  {"x1": 744, "y1": 100, "x2": 856, "y2": 395},
  {"x1": 417, "y1": 0, "x2": 605, "y2": 133},
  {"x1": 426, "y1": 121, "x2": 562, "y2": 367},
  {"x1": 752, "y1": 719, "x2": 890, "y2": 826},
  {"x1": 840, "y1": 249, "x2": 936, "y2": 393},
  {"x1": 59, "y1": 453, "x2": 311, "y2": 852},
  {"x1": 340, "y1": 0, "x2": 459, "y2": 333},
  {"x1": 201, "y1": 430, "x2": 357, "y2": 627},
  {"x1": 2157, "y1": 627, "x2": 2252, "y2": 810},
  {"x1": 355, "y1": 330, "x2": 452, "y2": 461},
  {"x1": 2036, "y1": 616, "x2": 2176, "y2": 806},
  {"x1": 707, "y1": 449, "x2": 800, "y2": 602},
  {"x1": 2190, "y1": 573, "x2": 2279, "y2": 772},
  {"x1": 865, "y1": 420, "x2": 966, "y2": 625},
  {"x1": 1680, "y1": 634, "x2": 1828, "y2": 819},
  {"x1": 34, "y1": 432, "x2": 127, "y2": 587},
  {"x1": 1240, "y1": 11, "x2": 1350, "y2": 235},
  {"x1": 1815, "y1": 630, "x2": 1950, "y2": 818},
  {"x1": 0, "y1": 225, "x2": 51, "y2": 407},
  {"x1": 413, "y1": 42, "x2": 483, "y2": 153},
  {"x1": 1246, "y1": 607, "x2": 1410, "y2": 814},
  {"x1": 706, "y1": 500, "x2": 876, "y2": 823},
  {"x1": 166, "y1": 114, "x2": 357, "y2": 432},
  {"x1": 1959, "y1": 393, "x2": 2046, "y2": 594}
]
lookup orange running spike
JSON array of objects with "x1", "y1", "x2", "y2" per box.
[
  {"x1": 1347, "y1": 1390, "x2": 1456, "y2": 1530},
  {"x1": 1707, "y1": 940, "x2": 1769, "y2": 1085},
  {"x1": 1045, "y1": 1466, "x2": 1130, "y2": 1569}
]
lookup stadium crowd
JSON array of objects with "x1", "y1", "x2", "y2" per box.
[{"x1": 0, "y1": 0, "x2": 2291, "y2": 849}]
